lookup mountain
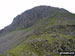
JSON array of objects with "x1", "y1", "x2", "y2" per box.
[
  {"x1": 0, "y1": 6, "x2": 69, "y2": 34},
  {"x1": 0, "y1": 5, "x2": 75, "y2": 56}
]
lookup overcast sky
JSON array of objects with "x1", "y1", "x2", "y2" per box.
[{"x1": 0, "y1": 0, "x2": 75, "y2": 30}]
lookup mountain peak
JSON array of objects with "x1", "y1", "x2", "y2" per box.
[{"x1": 0, "y1": 5, "x2": 70, "y2": 34}]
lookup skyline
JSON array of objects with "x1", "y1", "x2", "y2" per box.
[{"x1": 0, "y1": 0, "x2": 75, "y2": 30}]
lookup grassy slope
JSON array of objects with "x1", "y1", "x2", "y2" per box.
[{"x1": 1, "y1": 13, "x2": 75, "y2": 56}]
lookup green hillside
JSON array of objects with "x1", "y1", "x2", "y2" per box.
[{"x1": 0, "y1": 6, "x2": 75, "y2": 56}]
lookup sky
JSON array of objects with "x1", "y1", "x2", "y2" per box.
[{"x1": 0, "y1": 0, "x2": 75, "y2": 30}]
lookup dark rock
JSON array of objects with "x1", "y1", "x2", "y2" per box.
[
  {"x1": 42, "y1": 40, "x2": 48, "y2": 42},
  {"x1": 0, "y1": 29, "x2": 4, "y2": 34},
  {"x1": 57, "y1": 25, "x2": 65, "y2": 29},
  {"x1": 51, "y1": 35, "x2": 59, "y2": 38},
  {"x1": 67, "y1": 25, "x2": 75, "y2": 27}
]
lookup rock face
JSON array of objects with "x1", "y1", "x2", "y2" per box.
[
  {"x1": 0, "y1": 6, "x2": 69, "y2": 34},
  {"x1": 0, "y1": 29, "x2": 4, "y2": 34}
]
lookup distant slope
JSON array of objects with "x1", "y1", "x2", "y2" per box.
[{"x1": 0, "y1": 5, "x2": 75, "y2": 56}]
